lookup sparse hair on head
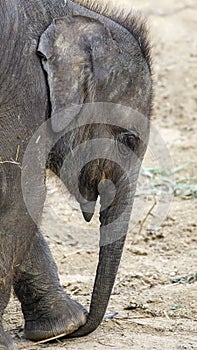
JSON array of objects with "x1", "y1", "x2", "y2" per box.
[{"x1": 72, "y1": 0, "x2": 152, "y2": 72}]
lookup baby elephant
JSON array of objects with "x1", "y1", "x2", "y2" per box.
[{"x1": 0, "y1": 0, "x2": 152, "y2": 348}]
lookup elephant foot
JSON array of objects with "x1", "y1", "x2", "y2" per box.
[{"x1": 23, "y1": 294, "x2": 87, "y2": 341}]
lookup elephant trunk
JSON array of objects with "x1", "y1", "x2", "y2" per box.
[
  {"x1": 70, "y1": 172, "x2": 137, "y2": 337},
  {"x1": 71, "y1": 236, "x2": 126, "y2": 337}
]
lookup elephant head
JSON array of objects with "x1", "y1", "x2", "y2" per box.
[{"x1": 38, "y1": 5, "x2": 152, "y2": 337}]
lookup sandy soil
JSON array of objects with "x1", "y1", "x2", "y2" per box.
[{"x1": 4, "y1": 0, "x2": 197, "y2": 349}]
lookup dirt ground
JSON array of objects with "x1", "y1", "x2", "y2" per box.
[{"x1": 4, "y1": 0, "x2": 197, "y2": 349}]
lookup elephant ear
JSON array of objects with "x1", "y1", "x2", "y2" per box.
[{"x1": 38, "y1": 16, "x2": 115, "y2": 133}]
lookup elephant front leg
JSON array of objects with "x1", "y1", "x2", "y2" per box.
[
  {"x1": 0, "y1": 322, "x2": 17, "y2": 350},
  {"x1": 13, "y1": 231, "x2": 87, "y2": 341},
  {"x1": 0, "y1": 278, "x2": 17, "y2": 350}
]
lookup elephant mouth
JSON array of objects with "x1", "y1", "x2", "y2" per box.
[
  {"x1": 79, "y1": 178, "x2": 117, "y2": 224},
  {"x1": 78, "y1": 160, "x2": 102, "y2": 222},
  {"x1": 79, "y1": 181, "x2": 99, "y2": 223},
  {"x1": 78, "y1": 159, "x2": 122, "y2": 223},
  {"x1": 80, "y1": 202, "x2": 96, "y2": 222}
]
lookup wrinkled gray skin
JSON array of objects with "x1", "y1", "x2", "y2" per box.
[{"x1": 0, "y1": 0, "x2": 152, "y2": 348}]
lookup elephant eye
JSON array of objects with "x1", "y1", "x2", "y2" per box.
[
  {"x1": 117, "y1": 131, "x2": 140, "y2": 155},
  {"x1": 37, "y1": 50, "x2": 47, "y2": 61}
]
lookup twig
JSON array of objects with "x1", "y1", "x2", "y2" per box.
[
  {"x1": 18, "y1": 332, "x2": 68, "y2": 349},
  {"x1": 0, "y1": 160, "x2": 21, "y2": 168},
  {"x1": 138, "y1": 196, "x2": 157, "y2": 235},
  {"x1": 15, "y1": 145, "x2": 20, "y2": 161},
  {"x1": 164, "y1": 310, "x2": 170, "y2": 320},
  {"x1": 115, "y1": 316, "x2": 153, "y2": 321},
  {"x1": 18, "y1": 343, "x2": 41, "y2": 350},
  {"x1": 97, "y1": 340, "x2": 114, "y2": 347},
  {"x1": 35, "y1": 333, "x2": 68, "y2": 344}
]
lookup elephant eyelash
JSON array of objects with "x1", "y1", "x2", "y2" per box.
[
  {"x1": 37, "y1": 50, "x2": 47, "y2": 61},
  {"x1": 117, "y1": 131, "x2": 140, "y2": 153}
]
